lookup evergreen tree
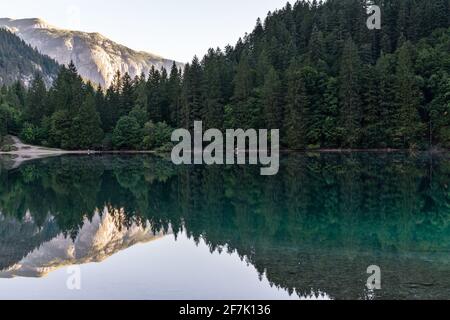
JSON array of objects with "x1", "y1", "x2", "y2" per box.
[
  {"x1": 375, "y1": 53, "x2": 397, "y2": 147},
  {"x1": 392, "y1": 42, "x2": 424, "y2": 148},
  {"x1": 262, "y1": 66, "x2": 283, "y2": 130},
  {"x1": 120, "y1": 72, "x2": 135, "y2": 117},
  {"x1": 307, "y1": 25, "x2": 326, "y2": 69},
  {"x1": 285, "y1": 67, "x2": 309, "y2": 149},
  {"x1": 26, "y1": 73, "x2": 47, "y2": 126},
  {"x1": 72, "y1": 91, "x2": 104, "y2": 149},
  {"x1": 231, "y1": 53, "x2": 257, "y2": 129},
  {"x1": 427, "y1": 70, "x2": 450, "y2": 148},
  {"x1": 49, "y1": 109, "x2": 72, "y2": 149},
  {"x1": 147, "y1": 66, "x2": 163, "y2": 122},
  {"x1": 202, "y1": 49, "x2": 225, "y2": 129},
  {"x1": 167, "y1": 62, "x2": 182, "y2": 127},
  {"x1": 322, "y1": 77, "x2": 340, "y2": 148},
  {"x1": 181, "y1": 57, "x2": 203, "y2": 130},
  {"x1": 105, "y1": 71, "x2": 123, "y2": 128},
  {"x1": 339, "y1": 37, "x2": 362, "y2": 148},
  {"x1": 360, "y1": 65, "x2": 382, "y2": 148}
]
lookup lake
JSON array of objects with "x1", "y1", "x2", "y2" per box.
[{"x1": 0, "y1": 153, "x2": 449, "y2": 300}]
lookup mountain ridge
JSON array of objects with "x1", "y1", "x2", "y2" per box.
[{"x1": 0, "y1": 18, "x2": 183, "y2": 87}]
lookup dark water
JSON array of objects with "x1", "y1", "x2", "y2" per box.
[{"x1": 0, "y1": 153, "x2": 449, "y2": 300}]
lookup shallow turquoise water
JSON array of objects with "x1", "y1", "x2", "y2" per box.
[{"x1": 0, "y1": 153, "x2": 449, "y2": 299}]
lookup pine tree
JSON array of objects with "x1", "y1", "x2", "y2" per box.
[
  {"x1": 147, "y1": 66, "x2": 163, "y2": 122},
  {"x1": 339, "y1": 37, "x2": 362, "y2": 148},
  {"x1": 181, "y1": 57, "x2": 203, "y2": 130},
  {"x1": 231, "y1": 53, "x2": 256, "y2": 129},
  {"x1": 262, "y1": 66, "x2": 283, "y2": 130},
  {"x1": 202, "y1": 49, "x2": 225, "y2": 130},
  {"x1": 376, "y1": 53, "x2": 397, "y2": 147},
  {"x1": 49, "y1": 61, "x2": 84, "y2": 114},
  {"x1": 12, "y1": 81, "x2": 26, "y2": 109},
  {"x1": 360, "y1": 65, "x2": 382, "y2": 148},
  {"x1": 134, "y1": 73, "x2": 148, "y2": 109},
  {"x1": 158, "y1": 67, "x2": 171, "y2": 123},
  {"x1": 167, "y1": 62, "x2": 182, "y2": 127},
  {"x1": 26, "y1": 73, "x2": 47, "y2": 126},
  {"x1": 285, "y1": 67, "x2": 309, "y2": 149},
  {"x1": 322, "y1": 77, "x2": 340, "y2": 148},
  {"x1": 392, "y1": 42, "x2": 424, "y2": 148},
  {"x1": 49, "y1": 109, "x2": 72, "y2": 149},
  {"x1": 72, "y1": 91, "x2": 104, "y2": 149},
  {"x1": 103, "y1": 72, "x2": 123, "y2": 132},
  {"x1": 428, "y1": 75, "x2": 450, "y2": 148},
  {"x1": 66, "y1": 61, "x2": 84, "y2": 114},
  {"x1": 307, "y1": 25, "x2": 326, "y2": 69},
  {"x1": 120, "y1": 72, "x2": 134, "y2": 117}
]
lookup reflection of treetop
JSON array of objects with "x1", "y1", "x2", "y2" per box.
[{"x1": 0, "y1": 154, "x2": 449, "y2": 299}]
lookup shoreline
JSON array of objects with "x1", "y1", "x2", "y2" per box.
[
  {"x1": 0, "y1": 136, "x2": 445, "y2": 157},
  {"x1": 1, "y1": 148, "x2": 442, "y2": 157},
  {"x1": 0, "y1": 150, "x2": 160, "y2": 155},
  {"x1": 0, "y1": 145, "x2": 445, "y2": 170}
]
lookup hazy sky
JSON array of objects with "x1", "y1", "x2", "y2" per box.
[{"x1": 0, "y1": 0, "x2": 289, "y2": 62}]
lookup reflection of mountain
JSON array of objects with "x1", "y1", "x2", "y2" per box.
[
  {"x1": 0, "y1": 213, "x2": 59, "y2": 271},
  {"x1": 0, "y1": 208, "x2": 167, "y2": 278},
  {"x1": 0, "y1": 154, "x2": 450, "y2": 299}
]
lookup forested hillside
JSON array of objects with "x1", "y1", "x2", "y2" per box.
[
  {"x1": 1, "y1": 0, "x2": 450, "y2": 150},
  {"x1": 0, "y1": 29, "x2": 59, "y2": 86},
  {"x1": 0, "y1": 29, "x2": 59, "y2": 145}
]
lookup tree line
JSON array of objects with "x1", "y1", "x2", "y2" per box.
[{"x1": 1, "y1": 0, "x2": 450, "y2": 150}]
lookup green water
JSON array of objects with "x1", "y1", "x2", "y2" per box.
[{"x1": 0, "y1": 153, "x2": 449, "y2": 300}]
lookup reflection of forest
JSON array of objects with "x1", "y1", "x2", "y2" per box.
[{"x1": 0, "y1": 154, "x2": 449, "y2": 299}]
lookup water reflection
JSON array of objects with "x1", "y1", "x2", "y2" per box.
[
  {"x1": 0, "y1": 153, "x2": 449, "y2": 299},
  {"x1": 0, "y1": 209, "x2": 166, "y2": 278}
]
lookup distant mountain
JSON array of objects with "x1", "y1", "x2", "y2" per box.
[
  {"x1": 0, "y1": 28, "x2": 59, "y2": 86},
  {"x1": 0, "y1": 18, "x2": 183, "y2": 87}
]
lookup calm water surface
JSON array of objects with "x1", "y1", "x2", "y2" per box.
[{"x1": 0, "y1": 153, "x2": 449, "y2": 300}]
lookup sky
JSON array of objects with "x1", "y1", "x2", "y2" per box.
[{"x1": 0, "y1": 0, "x2": 290, "y2": 62}]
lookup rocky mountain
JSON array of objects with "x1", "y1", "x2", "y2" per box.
[
  {"x1": 0, "y1": 18, "x2": 182, "y2": 87},
  {"x1": 0, "y1": 28, "x2": 59, "y2": 86}
]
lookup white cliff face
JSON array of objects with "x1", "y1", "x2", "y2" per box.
[
  {"x1": 0, "y1": 208, "x2": 168, "y2": 278},
  {"x1": 0, "y1": 18, "x2": 183, "y2": 87}
]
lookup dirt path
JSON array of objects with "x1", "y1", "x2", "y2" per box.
[
  {"x1": 9, "y1": 136, "x2": 61, "y2": 153},
  {"x1": 0, "y1": 136, "x2": 94, "y2": 168},
  {"x1": 1, "y1": 136, "x2": 71, "y2": 155}
]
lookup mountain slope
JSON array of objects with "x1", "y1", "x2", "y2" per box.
[
  {"x1": 0, "y1": 28, "x2": 59, "y2": 86},
  {"x1": 0, "y1": 18, "x2": 182, "y2": 87}
]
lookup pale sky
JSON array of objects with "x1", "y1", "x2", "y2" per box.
[{"x1": 0, "y1": 0, "x2": 290, "y2": 62}]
